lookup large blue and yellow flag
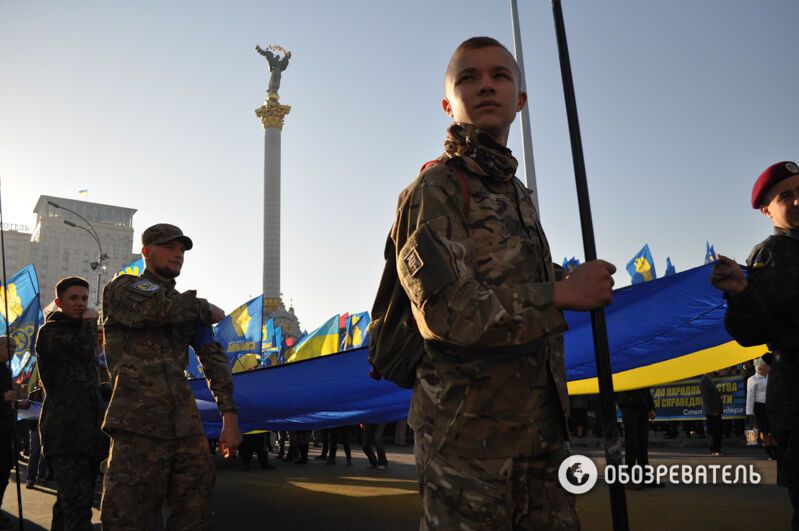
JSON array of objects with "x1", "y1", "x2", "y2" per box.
[
  {"x1": 213, "y1": 295, "x2": 263, "y2": 367},
  {"x1": 287, "y1": 314, "x2": 340, "y2": 363},
  {"x1": 115, "y1": 257, "x2": 144, "y2": 278},
  {"x1": 625, "y1": 244, "x2": 657, "y2": 284},
  {"x1": 565, "y1": 263, "x2": 763, "y2": 394},
  {"x1": 705, "y1": 242, "x2": 718, "y2": 264},
  {"x1": 341, "y1": 312, "x2": 371, "y2": 350}
]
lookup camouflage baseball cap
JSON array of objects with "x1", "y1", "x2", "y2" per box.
[{"x1": 141, "y1": 223, "x2": 193, "y2": 250}]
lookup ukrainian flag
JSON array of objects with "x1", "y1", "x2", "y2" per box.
[
  {"x1": 625, "y1": 244, "x2": 656, "y2": 284},
  {"x1": 287, "y1": 314, "x2": 340, "y2": 363}
]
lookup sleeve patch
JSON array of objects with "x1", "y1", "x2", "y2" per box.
[
  {"x1": 129, "y1": 279, "x2": 161, "y2": 293},
  {"x1": 402, "y1": 247, "x2": 425, "y2": 277}
]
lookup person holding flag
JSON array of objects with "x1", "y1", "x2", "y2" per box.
[
  {"x1": 390, "y1": 37, "x2": 615, "y2": 530},
  {"x1": 711, "y1": 160, "x2": 799, "y2": 530}
]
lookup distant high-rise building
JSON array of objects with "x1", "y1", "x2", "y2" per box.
[{"x1": 0, "y1": 195, "x2": 138, "y2": 305}]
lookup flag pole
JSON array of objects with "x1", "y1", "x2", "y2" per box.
[
  {"x1": 0, "y1": 176, "x2": 26, "y2": 530},
  {"x1": 549, "y1": 2, "x2": 629, "y2": 530},
  {"x1": 509, "y1": 0, "x2": 539, "y2": 212}
]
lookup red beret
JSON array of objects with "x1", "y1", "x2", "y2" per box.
[{"x1": 751, "y1": 161, "x2": 799, "y2": 208}]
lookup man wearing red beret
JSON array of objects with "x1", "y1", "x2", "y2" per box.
[{"x1": 711, "y1": 160, "x2": 799, "y2": 530}]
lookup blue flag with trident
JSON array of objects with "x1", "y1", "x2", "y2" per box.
[
  {"x1": 625, "y1": 244, "x2": 657, "y2": 284},
  {"x1": 705, "y1": 242, "x2": 718, "y2": 264}
]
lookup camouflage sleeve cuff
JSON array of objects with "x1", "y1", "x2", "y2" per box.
[{"x1": 196, "y1": 297, "x2": 213, "y2": 325}]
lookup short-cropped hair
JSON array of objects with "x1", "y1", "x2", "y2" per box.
[
  {"x1": 446, "y1": 36, "x2": 521, "y2": 86},
  {"x1": 55, "y1": 276, "x2": 90, "y2": 299}
]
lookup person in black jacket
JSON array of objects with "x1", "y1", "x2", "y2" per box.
[
  {"x1": 36, "y1": 277, "x2": 106, "y2": 531},
  {"x1": 712, "y1": 160, "x2": 799, "y2": 529},
  {"x1": 616, "y1": 388, "x2": 657, "y2": 489}
]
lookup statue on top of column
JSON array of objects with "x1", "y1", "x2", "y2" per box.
[{"x1": 256, "y1": 44, "x2": 291, "y2": 96}]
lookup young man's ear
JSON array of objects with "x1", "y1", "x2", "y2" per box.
[
  {"x1": 441, "y1": 97, "x2": 453, "y2": 117},
  {"x1": 141, "y1": 246, "x2": 150, "y2": 259},
  {"x1": 760, "y1": 206, "x2": 772, "y2": 219},
  {"x1": 54, "y1": 297, "x2": 63, "y2": 309},
  {"x1": 516, "y1": 90, "x2": 528, "y2": 112}
]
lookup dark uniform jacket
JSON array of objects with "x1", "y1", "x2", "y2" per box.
[
  {"x1": 0, "y1": 361, "x2": 12, "y2": 430},
  {"x1": 616, "y1": 388, "x2": 655, "y2": 412},
  {"x1": 36, "y1": 311, "x2": 105, "y2": 457},
  {"x1": 102, "y1": 269, "x2": 236, "y2": 439},
  {"x1": 724, "y1": 227, "x2": 799, "y2": 432},
  {"x1": 401, "y1": 134, "x2": 568, "y2": 459}
]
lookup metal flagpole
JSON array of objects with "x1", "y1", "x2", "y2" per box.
[
  {"x1": 0, "y1": 176, "x2": 26, "y2": 530},
  {"x1": 549, "y1": 1, "x2": 629, "y2": 530},
  {"x1": 509, "y1": 0, "x2": 539, "y2": 213}
]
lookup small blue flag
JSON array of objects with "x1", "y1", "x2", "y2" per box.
[
  {"x1": 625, "y1": 244, "x2": 657, "y2": 284},
  {"x1": 561, "y1": 257, "x2": 581, "y2": 273},
  {"x1": 705, "y1": 242, "x2": 717, "y2": 264},
  {"x1": 665, "y1": 257, "x2": 676, "y2": 276}
]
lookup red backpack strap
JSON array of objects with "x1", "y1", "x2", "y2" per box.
[{"x1": 419, "y1": 160, "x2": 470, "y2": 215}]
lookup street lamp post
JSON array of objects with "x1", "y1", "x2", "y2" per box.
[{"x1": 47, "y1": 201, "x2": 107, "y2": 305}]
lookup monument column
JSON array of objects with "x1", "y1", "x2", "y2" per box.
[
  {"x1": 256, "y1": 92, "x2": 290, "y2": 314},
  {"x1": 254, "y1": 43, "x2": 300, "y2": 339}
]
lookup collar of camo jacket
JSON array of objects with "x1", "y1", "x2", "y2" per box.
[
  {"x1": 142, "y1": 267, "x2": 177, "y2": 289},
  {"x1": 444, "y1": 122, "x2": 518, "y2": 181}
]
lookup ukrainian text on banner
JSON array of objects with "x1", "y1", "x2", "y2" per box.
[
  {"x1": 214, "y1": 295, "x2": 263, "y2": 366},
  {"x1": 650, "y1": 375, "x2": 745, "y2": 421}
]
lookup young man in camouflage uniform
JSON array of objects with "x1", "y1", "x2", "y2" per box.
[
  {"x1": 100, "y1": 224, "x2": 242, "y2": 530},
  {"x1": 37, "y1": 276, "x2": 106, "y2": 530},
  {"x1": 394, "y1": 37, "x2": 615, "y2": 530},
  {"x1": 711, "y1": 160, "x2": 799, "y2": 530}
]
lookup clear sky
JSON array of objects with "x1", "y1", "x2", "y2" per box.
[{"x1": 1, "y1": 1, "x2": 797, "y2": 332}]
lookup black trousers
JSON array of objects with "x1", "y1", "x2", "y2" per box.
[
  {"x1": 239, "y1": 433, "x2": 269, "y2": 467},
  {"x1": 0, "y1": 425, "x2": 12, "y2": 509},
  {"x1": 328, "y1": 426, "x2": 352, "y2": 462},
  {"x1": 621, "y1": 407, "x2": 649, "y2": 469},
  {"x1": 49, "y1": 453, "x2": 100, "y2": 531},
  {"x1": 706, "y1": 414, "x2": 723, "y2": 452},
  {"x1": 361, "y1": 424, "x2": 387, "y2": 467}
]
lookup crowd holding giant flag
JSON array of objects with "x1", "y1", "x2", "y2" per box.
[{"x1": 1, "y1": 238, "x2": 763, "y2": 434}]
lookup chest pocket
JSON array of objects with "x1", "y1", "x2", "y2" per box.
[{"x1": 512, "y1": 180, "x2": 552, "y2": 283}]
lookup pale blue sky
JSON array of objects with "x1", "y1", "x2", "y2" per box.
[{"x1": 1, "y1": 1, "x2": 797, "y2": 331}]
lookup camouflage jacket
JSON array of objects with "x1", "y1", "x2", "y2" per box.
[
  {"x1": 102, "y1": 269, "x2": 236, "y2": 439},
  {"x1": 36, "y1": 311, "x2": 105, "y2": 457},
  {"x1": 399, "y1": 154, "x2": 569, "y2": 459},
  {"x1": 725, "y1": 227, "x2": 799, "y2": 431}
]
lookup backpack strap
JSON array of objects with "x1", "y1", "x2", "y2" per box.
[{"x1": 420, "y1": 160, "x2": 470, "y2": 215}]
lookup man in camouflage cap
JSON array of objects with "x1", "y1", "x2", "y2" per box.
[
  {"x1": 392, "y1": 37, "x2": 615, "y2": 530},
  {"x1": 37, "y1": 276, "x2": 106, "y2": 530},
  {"x1": 712, "y1": 160, "x2": 799, "y2": 529},
  {"x1": 100, "y1": 223, "x2": 242, "y2": 530}
]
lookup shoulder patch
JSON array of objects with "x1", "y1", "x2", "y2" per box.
[
  {"x1": 402, "y1": 246, "x2": 425, "y2": 277},
  {"x1": 128, "y1": 279, "x2": 161, "y2": 293}
]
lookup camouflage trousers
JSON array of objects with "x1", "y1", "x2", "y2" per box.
[
  {"x1": 49, "y1": 453, "x2": 101, "y2": 531},
  {"x1": 415, "y1": 432, "x2": 579, "y2": 531},
  {"x1": 101, "y1": 432, "x2": 214, "y2": 531}
]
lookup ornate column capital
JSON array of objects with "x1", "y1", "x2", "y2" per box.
[{"x1": 255, "y1": 96, "x2": 291, "y2": 130}]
